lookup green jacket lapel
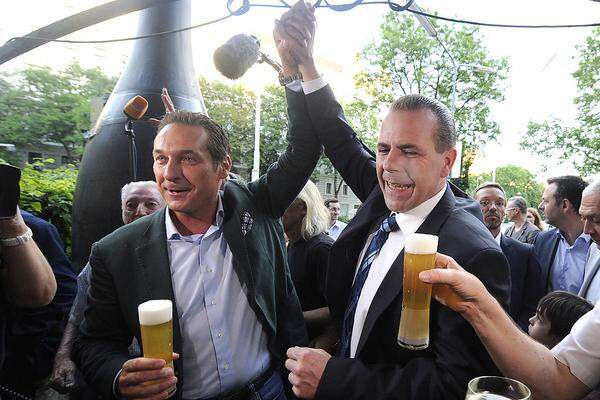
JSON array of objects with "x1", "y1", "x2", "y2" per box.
[{"x1": 134, "y1": 208, "x2": 184, "y2": 389}]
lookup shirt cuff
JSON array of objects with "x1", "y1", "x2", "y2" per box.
[
  {"x1": 285, "y1": 80, "x2": 302, "y2": 93},
  {"x1": 301, "y1": 74, "x2": 327, "y2": 95},
  {"x1": 112, "y1": 368, "x2": 123, "y2": 398}
]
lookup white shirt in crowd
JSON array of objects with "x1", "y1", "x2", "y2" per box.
[
  {"x1": 552, "y1": 297, "x2": 600, "y2": 389},
  {"x1": 328, "y1": 220, "x2": 348, "y2": 241}
]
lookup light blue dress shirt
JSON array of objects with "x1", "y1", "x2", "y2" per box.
[
  {"x1": 550, "y1": 230, "x2": 592, "y2": 293},
  {"x1": 165, "y1": 196, "x2": 270, "y2": 399}
]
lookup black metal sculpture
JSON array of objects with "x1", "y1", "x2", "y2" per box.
[{"x1": 71, "y1": 0, "x2": 206, "y2": 269}]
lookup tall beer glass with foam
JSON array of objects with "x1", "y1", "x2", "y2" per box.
[
  {"x1": 397, "y1": 233, "x2": 438, "y2": 350},
  {"x1": 138, "y1": 300, "x2": 174, "y2": 370}
]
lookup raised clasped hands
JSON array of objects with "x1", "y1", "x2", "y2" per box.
[{"x1": 274, "y1": 1, "x2": 319, "y2": 80}]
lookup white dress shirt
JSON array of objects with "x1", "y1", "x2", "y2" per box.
[
  {"x1": 165, "y1": 197, "x2": 270, "y2": 398},
  {"x1": 328, "y1": 220, "x2": 348, "y2": 241},
  {"x1": 552, "y1": 298, "x2": 600, "y2": 388},
  {"x1": 350, "y1": 186, "x2": 446, "y2": 357}
]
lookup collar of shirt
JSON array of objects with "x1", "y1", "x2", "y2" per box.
[
  {"x1": 556, "y1": 230, "x2": 592, "y2": 250},
  {"x1": 391, "y1": 185, "x2": 446, "y2": 235},
  {"x1": 165, "y1": 194, "x2": 225, "y2": 241}
]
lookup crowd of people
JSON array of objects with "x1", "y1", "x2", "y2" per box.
[{"x1": 1, "y1": 1, "x2": 599, "y2": 400}]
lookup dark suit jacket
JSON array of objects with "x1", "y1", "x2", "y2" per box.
[
  {"x1": 533, "y1": 227, "x2": 561, "y2": 292},
  {"x1": 72, "y1": 90, "x2": 321, "y2": 400},
  {"x1": 500, "y1": 234, "x2": 543, "y2": 330},
  {"x1": 294, "y1": 85, "x2": 511, "y2": 400}
]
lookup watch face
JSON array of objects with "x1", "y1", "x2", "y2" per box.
[{"x1": 0, "y1": 164, "x2": 21, "y2": 220}]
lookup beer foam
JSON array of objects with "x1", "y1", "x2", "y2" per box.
[
  {"x1": 138, "y1": 300, "x2": 172, "y2": 326},
  {"x1": 405, "y1": 233, "x2": 438, "y2": 254}
]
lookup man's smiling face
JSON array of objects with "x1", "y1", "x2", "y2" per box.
[{"x1": 376, "y1": 108, "x2": 456, "y2": 213}]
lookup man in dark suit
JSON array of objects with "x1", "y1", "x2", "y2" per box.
[
  {"x1": 473, "y1": 182, "x2": 543, "y2": 330},
  {"x1": 73, "y1": 102, "x2": 321, "y2": 398},
  {"x1": 275, "y1": 4, "x2": 510, "y2": 399},
  {"x1": 535, "y1": 175, "x2": 591, "y2": 294}
]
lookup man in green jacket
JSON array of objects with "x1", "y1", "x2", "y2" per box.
[{"x1": 73, "y1": 91, "x2": 321, "y2": 399}]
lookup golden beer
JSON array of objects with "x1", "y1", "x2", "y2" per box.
[
  {"x1": 398, "y1": 234, "x2": 438, "y2": 350},
  {"x1": 138, "y1": 300, "x2": 174, "y2": 371}
]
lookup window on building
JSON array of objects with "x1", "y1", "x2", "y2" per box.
[
  {"x1": 343, "y1": 184, "x2": 348, "y2": 196},
  {"x1": 28, "y1": 152, "x2": 42, "y2": 164},
  {"x1": 341, "y1": 204, "x2": 349, "y2": 216},
  {"x1": 326, "y1": 183, "x2": 332, "y2": 194}
]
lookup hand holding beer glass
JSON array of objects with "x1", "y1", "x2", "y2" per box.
[
  {"x1": 117, "y1": 300, "x2": 177, "y2": 399},
  {"x1": 398, "y1": 233, "x2": 438, "y2": 350}
]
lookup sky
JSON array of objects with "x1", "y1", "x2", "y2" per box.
[{"x1": 1, "y1": 0, "x2": 598, "y2": 181}]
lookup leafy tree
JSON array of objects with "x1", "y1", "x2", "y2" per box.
[
  {"x1": 521, "y1": 27, "x2": 600, "y2": 175},
  {"x1": 321, "y1": 97, "x2": 380, "y2": 197},
  {"x1": 19, "y1": 159, "x2": 78, "y2": 253},
  {"x1": 468, "y1": 165, "x2": 544, "y2": 209},
  {"x1": 354, "y1": 12, "x2": 509, "y2": 189},
  {"x1": 199, "y1": 77, "x2": 255, "y2": 176},
  {"x1": 0, "y1": 63, "x2": 116, "y2": 162}
]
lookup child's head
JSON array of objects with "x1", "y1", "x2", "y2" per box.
[{"x1": 528, "y1": 291, "x2": 593, "y2": 348}]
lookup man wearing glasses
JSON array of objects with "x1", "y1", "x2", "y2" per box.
[
  {"x1": 473, "y1": 182, "x2": 544, "y2": 330},
  {"x1": 505, "y1": 196, "x2": 540, "y2": 244}
]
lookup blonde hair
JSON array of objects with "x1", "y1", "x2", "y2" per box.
[{"x1": 296, "y1": 180, "x2": 330, "y2": 240}]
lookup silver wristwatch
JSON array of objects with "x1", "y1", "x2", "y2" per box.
[{"x1": 0, "y1": 227, "x2": 33, "y2": 247}]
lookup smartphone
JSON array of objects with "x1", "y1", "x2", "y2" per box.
[{"x1": 0, "y1": 164, "x2": 21, "y2": 220}]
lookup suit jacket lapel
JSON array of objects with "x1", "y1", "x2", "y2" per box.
[
  {"x1": 541, "y1": 231, "x2": 560, "y2": 289},
  {"x1": 221, "y1": 205, "x2": 255, "y2": 299},
  {"x1": 134, "y1": 208, "x2": 183, "y2": 362},
  {"x1": 580, "y1": 246, "x2": 600, "y2": 298},
  {"x1": 355, "y1": 186, "x2": 454, "y2": 356},
  {"x1": 330, "y1": 189, "x2": 388, "y2": 320}
]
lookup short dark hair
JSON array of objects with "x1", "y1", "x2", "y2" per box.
[
  {"x1": 324, "y1": 198, "x2": 340, "y2": 208},
  {"x1": 537, "y1": 291, "x2": 593, "y2": 340},
  {"x1": 508, "y1": 196, "x2": 528, "y2": 215},
  {"x1": 547, "y1": 175, "x2": 588, "y2": 214},
  {"x1": 472, "y1": 182, "x2": 506, "y2": 198},
  {"x1": 390, "y1": 94, "x2": 456, "y2": 153},
  {"x1": 157, "y1": 111, "x2": 231, "y2": 168}
]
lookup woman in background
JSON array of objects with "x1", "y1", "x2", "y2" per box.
[{"x1": 527, "y1": 207, "x2": 545, "y2": 231}]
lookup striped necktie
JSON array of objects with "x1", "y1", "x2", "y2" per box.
[{"x1": 339, "y1": 214, "x2": 400, "y2": 357}]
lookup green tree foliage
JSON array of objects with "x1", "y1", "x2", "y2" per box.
[
  {"x1": 0, "y1": 62, "x2": 116, "y2": 162},
  {"x1": 19, "y1": 160, "x2": 78, "y2": 252},
  {"x1": 522, "y1": 27, "x2": 600, "y2": 176},
  {"x1": 354, "y1": 12, "x2": 509, "y2": 189},
  {"x1": 199, "y1": 77, "x2": 255, "y2": 175},
  {"x1": 469, "y1": 165, "x2": 544, "y2": 209}
]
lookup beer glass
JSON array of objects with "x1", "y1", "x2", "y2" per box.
[
  {"x1": 397, "y1": 233, "x2": 438, "y2": 350},
  {"x1": 138, "y1": 299, "x2": 174, "y2": 370},
  {"x1": 465, "y1": 376, "x2": 531, "y2": 400}
]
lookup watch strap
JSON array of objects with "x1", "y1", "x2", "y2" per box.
[
  {"x1": 279, "y1": 71, "x2": 303, "y2": 86},
  {"x1": 0, "y1": 226, "x2": 33, "y2": 247}
]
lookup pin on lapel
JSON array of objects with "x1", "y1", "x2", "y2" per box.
[{"x1": 241, "y1": 211, "x2": 253, "y2": 236}]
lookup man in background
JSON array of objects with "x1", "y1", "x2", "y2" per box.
[
  {"x1": 324, "y1": 199, "x2": 346, "y2": 240},
  {"x1": 535, "y1": 176, "x2": 591, "y2": 294},
  {"x1": 505, "y1": 195, "x2": 540, "y2": 244},
  {"x1": 577, "y1": 180, "x2": 600, "y2": 304},
  {"x1": 473, "y1": 183, "x2": 543, "y2": 330}
]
